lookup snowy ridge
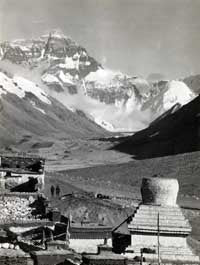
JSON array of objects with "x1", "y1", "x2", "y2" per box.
[
  {"x1": 149, "y1": 80, "x2": 196, "y2": 115},
  {"x1": 0, "y1": 32, "x2": 198, "y2": 132},
  {"x1": 163, "y1": 80, "x2": 195, "y2": 110},
  {"x1": 85, "y1": 69, "x2": 118, "y2": 85},
  {"x1": 0, "y1": 72, "x2": 51, "y2": 105},
  {"x1": 41, "y1": 30, "x2": 72, "y2": 40}
]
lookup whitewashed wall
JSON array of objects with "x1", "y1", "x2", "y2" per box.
[
  {"x1": 69, "y1": 238, "x2": 112, "y2": 254},
  {"x1": 131, "y1": 234, "x2": 187, "y2": 248}
]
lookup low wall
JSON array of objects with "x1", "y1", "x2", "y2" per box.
[
  {"x1": 0, "y1": 219, "x2": 54, "y2": 229},
  {"x1": 69, "y1": 238, "x2": 112, "y2": 254},
  {"x1": 31, "y1": 250, "x2": 74, "y2": 265},
  {"x1": 0, "y1": 256, "x2": 33, "y2": 265},
  {"x1": 0, "y1": 249, "x2": 33, "y2": 265},
  {"x1": 131, "y1": 234, "x2": 187, "y2": 248},
  {"x1": 0, "y1": 192, "x2": 39, "y2": 198}
]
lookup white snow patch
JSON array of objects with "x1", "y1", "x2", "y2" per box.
[
  {"x1": 38, "y1": 48, "x2": 45, "y2": 60},
  {"x1": 0, "y1": 47, "x2": 4, "y2": 59},
  {"x1": 131, "y1": 77, "x2": 149, "y2": 86},
  {"x1": 30, "y1": 101, "x2": 46, "y2": 114},
  {"x1": 59, "y1": 56, "x2": 76, "y2": 69},
  {"x1": 125, "y1": 92, "x2": 140, "y2": 114},
  {"x1": 94, "y1": 117, "x2": 115, "y2": 131},
  {"x1": 72, "y1": 52, "x2": 80, "y2": 60},
  {"x1": 85, "y1": 69, "x2": 118, "y2": 85},
  {"x1": 67, "y1": 106, "x2": 76, "y2": 112},
  {"x1": 149, "y1": 131, "x2": 160, "y2": 138},
  {"x1": 48, "y1": 55, "x2": 60, "y2": 60},
  {"x1": 59, "y1": 71, "x2": 74, "y2": 85},
  {"x1": 41, "y1": 31, "x2": 67, "y2": 40},
  {"x1": 13, "y1": 38, "x2": 26, "y2": 43},
  {"x1": 59, "y1": 55, "x2": 79, "y2": 70},
  {"x1": 10, "y1": 44, "x2": 29, "y2": 52},
  {"x1": 13, "y1": 76, "x2": 51, "y2": 104},
  {"x1": 82, "y1": 51, "x2": 87, "y2": 57},
  {"x1": 0, "y1": 72, "x2": 24, "y2": 98},
  {"x1": 42, "y1": 73, "x2": 60, "y2": 83}
]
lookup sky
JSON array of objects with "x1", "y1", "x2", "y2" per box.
[{"x1": 0, "y1": 0, "x2": 200, "y2": 79}]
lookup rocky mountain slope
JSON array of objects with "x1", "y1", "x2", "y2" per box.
[
  {"x1": 143, "y1": 80, "x2": 196, "y2": 118},
  {"x1": 0, "y1": 31, "x2": 197, "y2": 132},
  {"x1": 0, "y1": 70, "x2": 108, "y2": 150}
]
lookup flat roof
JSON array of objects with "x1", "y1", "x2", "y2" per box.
[
  {"x1": 0, "y1": 168, "x2": 44, "y2": 174},
  {"x1": 83, "y1": 253, "x2": 126, "y2": 260},
  {"x1": 0, "y1": 153, "x2": 44, "y2": 159},
  {"x1": 71, "y1": 223, "x2": 112, "y2": 229}
]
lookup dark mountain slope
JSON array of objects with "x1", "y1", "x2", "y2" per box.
[{"x1": 112, "y1": 95, "x2": 200, "y2": 159}]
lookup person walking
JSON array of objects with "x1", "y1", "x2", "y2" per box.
[
  {"x1": 50, "y1": 185, "x2": 55, "y2": 197},
  {"x1": 56, "y1": 185, "x2": 61, "y2": 197}
]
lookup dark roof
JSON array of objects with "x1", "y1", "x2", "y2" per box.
[
  {"x1": 69, "y1": 223, "x2": 112, "y2": 239},
  {"x1": 113, "y1": 221, "x2": 130, "y2": 235}
]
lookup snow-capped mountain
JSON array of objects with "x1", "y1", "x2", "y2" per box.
[
  {"x1": 0, "y1": 30, "x2": 197, "y2": 132},
  {"x1": 143, "y1": 80, "x2": 196, "y2": 118}
]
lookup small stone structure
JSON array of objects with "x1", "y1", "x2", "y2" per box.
[
  {"x1": 82, "y1": 243, "x2": 127, "y2": 265},
  {"x1": 31, "y1": 248, "x2": 75, "y2": 265},
  {"x1": 141, "y1": 177, "x2": 179, "y2": 206},
  {"x1": 0, "y1": 154, "x2": 45, "y2": 192},
  {"x1": 69, "y1": 222, "x2": 113, "y2": 254},
  {"x1": 123, "y1": 176, "x2": 200, "y2": 264}
]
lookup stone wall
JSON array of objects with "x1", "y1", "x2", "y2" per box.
[
  {"x1": 0, "y1": 249, "x2": 33, "y2": 265},
  {"x1": 31, "y1": 250, "x2": 75, "y2": 265},
  {"x1": 0, "y1": 256, "x2": 33, "y2": 265},
  {"x1": 69, "y1": 238, "x2": 112, "y2": 254}
]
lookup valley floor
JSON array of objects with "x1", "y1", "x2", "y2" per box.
[{"x1": 36, "y1": 138, "x2": 133, "y2": 171}]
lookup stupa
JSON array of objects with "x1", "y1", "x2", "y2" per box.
[{"x1": 124, "y1": 176, "x2": 200, "y2": 263}]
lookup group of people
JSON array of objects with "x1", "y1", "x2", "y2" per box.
[{"x1": 50, "y1": 185, "x2": 61, "y2": 198}]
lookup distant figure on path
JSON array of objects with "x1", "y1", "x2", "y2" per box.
[
  {"x1": 56, "y1": 185, "x2": 61, "y2": 197},
  {"x1": 50, "y1": 185, "x2": 55, "y2": 197}
]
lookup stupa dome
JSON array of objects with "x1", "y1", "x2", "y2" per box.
[{"x1": 141, "y1": 176, "x2": 179, "y2": 206}]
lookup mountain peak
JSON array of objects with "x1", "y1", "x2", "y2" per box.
[
  {"x1": 0, "y1": 33, "x2": 197, "y2": 133},
  {"x1": 44, "y1": 29, "x2": 68, "y2": 40}
]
